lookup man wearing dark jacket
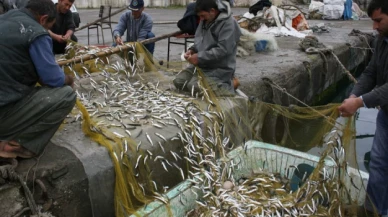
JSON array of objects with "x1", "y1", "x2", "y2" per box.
[
  {"x1": 177, "y1": 2, "x2": 199, "y2": 35},
  {"x1": 173, "y1": 0, "x2": 241, "y2": 96},
  {"x1": 0, "y1": 0, "x2": 76, "y2": 158},
  {"x1": 49, "y1": 0, "x2": 77, "y2": 54},
  {"x1": 339, "y1": 0, "x2": 388, "y2": 216}
]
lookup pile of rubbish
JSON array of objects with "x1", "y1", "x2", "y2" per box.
[
  {"x1": 236, "y1": 0, "x2": 312, "y2": 40},
  {"x1": 234, "y1": 0, "x2": 369, "y2": 56},
  {"x1": 309, "y1": 0, "x2": 368, "y2": 20}
]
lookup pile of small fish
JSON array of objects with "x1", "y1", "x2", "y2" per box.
[
  {"x1": 61, "y1": 43, "x2": 354, "y2": 217},
  {"x1": 186, "y1": 170, "x2": 343, "y2": 217},
  {"x1": 63, "y1": 43, "x2": 231, "y2": 202},
  {"x1": 185, "y1": 131, "x2": 350, "y2": 217}
]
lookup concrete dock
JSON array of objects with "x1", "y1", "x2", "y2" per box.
[{"x1": 0, "y1": 7, "x2": 374, "y2": 217}]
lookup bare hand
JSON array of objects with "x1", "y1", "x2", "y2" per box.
[
  {"x1": 184, "y1": 50, "x2": 193, "y2": 60},
  {"x1": 115, "y1": 36, "x2": 123, "y2": 45},
  {"x1": 187, "y1": 53, "x2": 199, "y2": 65},
  {"x1": 56, "y1": 34, "x2": 66, "y2": 43},
  {"x1": 62, "y1": 34, "x2": 71, "y2": 41},
  {"x1": 338, "y1": 97, "x2": 364, "y2": 117},
  {"x1": 65, "y1": 75, "x2": 75, "y2": 89}
]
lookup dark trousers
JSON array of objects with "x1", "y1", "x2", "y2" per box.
[
  {"x1": 144, "y1": 32, "x2": 155, "y2": 54},
  {"x1": 365, "y1": 110, "x2": 388, "y2": 215},
  {"x1": 0, "y1": 86, "x2": 76, "y2": 154},
  {"x1": 173, "y1": 67, "x2": 235, "y2": 97}
]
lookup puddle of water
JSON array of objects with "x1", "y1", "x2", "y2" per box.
[{"x1": 354, "y1": 107, "x2": 378, "y2": 172}]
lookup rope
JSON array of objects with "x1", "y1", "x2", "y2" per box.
[
  {"x1": 0, "y1": 159, "x2": 39, "y2": 215},
  {"x1": 262, "y1": 77, "x2": 344, "y2": 129},
  {"x1": 300, "y1": 36, "x2": 357, "y2": 84}
]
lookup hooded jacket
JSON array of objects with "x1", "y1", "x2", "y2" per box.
[{"x1": 190, "y1": 0, "x2": 241, "y2": 88}]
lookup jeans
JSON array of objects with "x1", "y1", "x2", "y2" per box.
[
  {"x1": 365, "y1": 110, "x2": 388, "y2": 215},
  {"x1": 144, "y1": 32, "x2": 155, "y2": 54},
  {"x1": 112, "y1": 32, "x2": 155, "y2": 54}
]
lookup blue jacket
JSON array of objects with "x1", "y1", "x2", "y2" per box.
[{"x1": 112, "y1": 11, "x2": 153, "y2": 42}]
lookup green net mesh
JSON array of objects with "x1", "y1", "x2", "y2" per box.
[{"x1": 57, "y1": 41, "x2": 376, "y2": 217}]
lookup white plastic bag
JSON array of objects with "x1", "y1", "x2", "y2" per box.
[
  {"x1": 309, "y1": 0, "x2": 324, "y2": 13},
  {"x1": 323, "y1": 0, "x2": 345, "y2": 5},
  {"x1": 323, "y1": 5, "x2": 344, "y2": 19}
]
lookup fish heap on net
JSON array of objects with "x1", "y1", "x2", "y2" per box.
[
  {"x1": 186, "y1": 130, "x2": 349, "y2": 217},
  {"x1": 60, "y1": 43, "x2": 349, "y2": 217},
  {"x1": 60, "y1": 43, "x2": 230, "y2": 201}
]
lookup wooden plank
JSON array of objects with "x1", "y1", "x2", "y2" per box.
[{"x1": 57, "y1": 30, "x2": 182, "y2": 66}]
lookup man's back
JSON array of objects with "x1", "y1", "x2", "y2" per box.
[
  {"x1": 177, "y1": 2, "x2": 199, "y2": 35},
  {"x1": 0, "y1": 9, "x2": 48, "y2": 106}
]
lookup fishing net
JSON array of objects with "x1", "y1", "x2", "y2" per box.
[{"x1": 56, "y1": 40, "x2": 376, "y2": 217}]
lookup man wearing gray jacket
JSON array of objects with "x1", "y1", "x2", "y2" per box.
[
  {"x1": 173, "y1": 0, "x2": 241, "y2": 96},
  {"x1": 112, "y1": 0, "x2": 155, "y2": 54}
]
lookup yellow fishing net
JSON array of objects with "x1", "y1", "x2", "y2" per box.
[{"x1": 57, "y1": 41, "x2": 376, "y2": 217}]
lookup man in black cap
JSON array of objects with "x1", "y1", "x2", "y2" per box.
[{"x1": 112, "y1": 0, "x2": 155, "y2": 54}]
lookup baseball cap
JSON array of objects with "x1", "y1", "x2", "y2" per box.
[{"x1": 128, "y1": 0, "x2": 144, "y2": 11}]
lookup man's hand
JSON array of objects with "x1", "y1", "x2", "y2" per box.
[
  {"x1": 62, "y1": 30, "x2": 74, "y2": 41},
  {"x1": 187, "y1": 53, "x2": 199, "y2": 65},
  {"x1": 55, "y1": 34, "x2": 66, "y2": 43},
  {"x1": 349, "y1": 94, "x2": 357, "y2": 98},
  {"x1": 115, "y1": 36, "x2": 123, "y2": 45},
  {"x1": 48, "y1": 30, "x2": 65, "y2": 43},
  {"x1": 65, "y1": 75, "x2": 75, "y2": 89},
  {"x1": 338, "y1": 96, "x2": 364, "y2": 117},
  {"x1": 184, "y1": 50, "x2": 194, "y2": 60},
  {"x1": 62, "y1": 34, "x2": 71, "y2": 41}
]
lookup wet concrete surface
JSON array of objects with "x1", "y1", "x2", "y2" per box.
[
  {"x1": 0, "y1": 7, "x2": 377, "y2": 217},
  {"x1": 75, "y1": 7, "x2": 373, "y2": 102}
]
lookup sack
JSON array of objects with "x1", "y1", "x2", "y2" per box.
[
  {"x1": 343, "y1": 0, "x2": 352, "y2": 20},
  {"x1": 309, "y1": 0, "x2": 324, "y2": 13},
  {"x1": 249, "y1": 0, "x2": 272, "y2": 16},
  {"x1": 323, "y1": 4, "x2": 344, "y2": 19},
  {"x1": 323, "y1": 0, "x2": 345, "y2": 5},
  {"x1": 177, "y1": 16, "x2": 199, "y2": 35}
]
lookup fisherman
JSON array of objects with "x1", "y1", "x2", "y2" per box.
[
  {"x1": 338, "y1": 0, "x2": 388, "y2": 216},
  {"x1": 173, "y1": 0, "x2": 241, "y2": 96},
  {"x1": 49, "y1": 0, "x2": 78, "y2": 54},
  {"x1": 0, "y1": 0, "x2": 76, "y2": 158},
  {"x1": 112, "y1": 0, "x2": 155, "y2": 54}
]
